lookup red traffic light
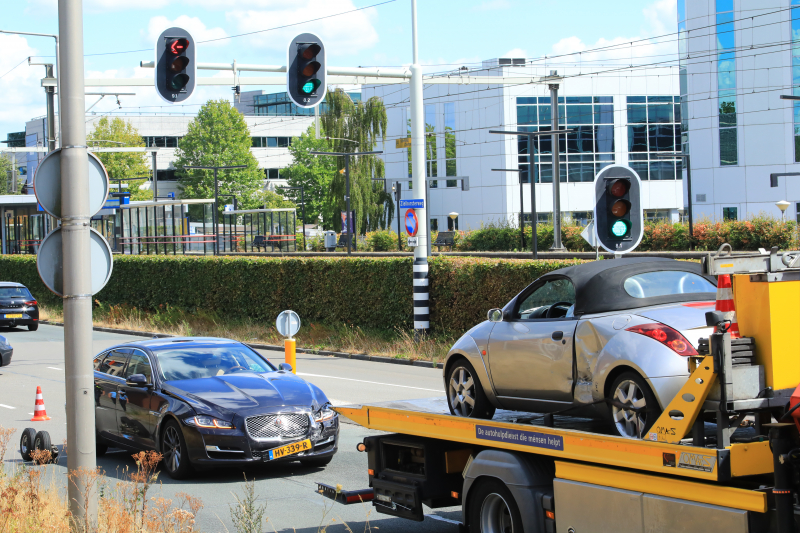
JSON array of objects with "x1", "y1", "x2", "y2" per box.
[
  {"x1": 169, "y1": 38, "x2": 189, "y2": 55},
  {"x1": 301, "y1": 43, "x2": 321, "y2": 60},
  {"x1": 608, "y1": 179, "x2": 630, "y2": 198}
]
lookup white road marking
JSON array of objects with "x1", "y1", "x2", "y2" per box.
[
  {"x1": 47, "y1": 367, "x2": 62, "y2": 371},
  {"x1": 0, "y1": 404, "x2": 16, "y2": 409},
  {"x1": 297, "y1": 372, "x2": 440, "y2": 392},
  {"x1": 426, "y1": 515, "x2": 462, "y2": 525}
]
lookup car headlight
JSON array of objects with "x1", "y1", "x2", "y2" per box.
[
  {"x1": 185, "y1": 415, "x2": 234, "y2": 429},
  {"x1": 314, "y1": 404, "x2": 336, "y2": 423}
]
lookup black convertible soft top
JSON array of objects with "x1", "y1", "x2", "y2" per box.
[{"x1": 536, "y1": 257, "x2": 717, "y2": 315}]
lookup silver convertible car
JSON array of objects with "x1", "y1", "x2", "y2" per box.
[{"x1": 443, "y1": 257, "x2": 718, "y2": 439}]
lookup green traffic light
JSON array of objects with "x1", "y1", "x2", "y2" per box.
[
  {"x1": 168, "y1": 74, "x2": 189, "y2": 91},
  {"x1": 300, "y1": 79, "x2": 321, "y2": 95},
  {"x1": 610, "y1": 219, "x2": 630, "y2": 237}
]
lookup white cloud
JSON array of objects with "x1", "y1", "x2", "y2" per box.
[
  {"x1": 503, "y1": 48, "x2": 528, "y2": 59},
  {"x1": 472, "y1": 0, "x2": 511, "y2": 11},
  {"x1": 26, "y1": 0, "x2": 172, "y2": 14},
  {"x1": 226, "y1": 0, "x2": 379, "y2": 57},
  {"x1": 0, "y1": 34, "x2": 45, "y2": 141},
  {"x1": 145, "y1": 15, "x2": 228, "y2": 47}
]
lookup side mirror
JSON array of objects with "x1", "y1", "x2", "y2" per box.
[
  {"x1": 126, "y1": 374, "x2": 149, "y2": 387},
  {"x1": 487, "y1": 308, "x2": 503, "y2": 322},
  {"x1": 279, "y1": 363, "x2": 293, "y2": 372}
]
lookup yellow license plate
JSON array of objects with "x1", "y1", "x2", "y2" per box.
[
  {"x1": 265, "y1": 439, "x2": 312, "y2": 461},
  {"x1": 4, "y1": 314, "x2": 22, "y2": 319}
]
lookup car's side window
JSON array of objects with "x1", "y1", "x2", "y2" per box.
[
  {"x1": 93, "y1": 352, "x2": 110, "y2": 372},
  {"x1": 517, "y1": 279, "x2": 576, "y2": 320},
  {"x1": 98, "y1": 350, "x2": 129, "y2": 378},
  {"x1": 124, "y1": 351, "x2": 153, "y2": 383}
]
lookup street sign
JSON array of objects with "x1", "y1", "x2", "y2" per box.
[
  {"x1": 36, "y1": 227, "x2": 114, "y2": 297},
  {"x1": 399, "y1": 199, "x2": 424, "y2": 209},
  {"x1": 33, "y1": 148, "x2": 109, "y2": 218},
  {"x1": 276, "y1": 310, "x2": 301, "y2": 338},
  {"x1": 395, "y1": 138, "x2": 411, "y2": 149},
  {"x1": 405, "y1": 208, "x2": 419, "y2": 237},
  {"x1": 580, "y1": 220, "x2": 597, "y2": 247},
  {"x1": 407, "y1": 237, "x2": 419, "y2": 247}
]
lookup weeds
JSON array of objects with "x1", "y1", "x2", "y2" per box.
[{"x1": 229, "y1": 475, "x2": 267, "y2": 533}]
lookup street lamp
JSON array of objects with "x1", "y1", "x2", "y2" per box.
[
  {"x1": 777, "y1": 200, "x2": 791, "y2": 221},
  {"x1": 448, "y1": 212, "x2": 458, "y2": 231}
]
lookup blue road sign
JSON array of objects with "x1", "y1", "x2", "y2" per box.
[{"x1": 399, "y1": 199, "x2": 424, "y2": 209}]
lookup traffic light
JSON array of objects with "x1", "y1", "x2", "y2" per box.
[
  {"x1": 593, "y1": 165, "x2": 643, "y2": 254},
  {"x1": 287, "y1": 33, "x2": 326, "y2": 108},
  {"x1": 155, "y1": 27, "x2": 196, "y2": 104}
]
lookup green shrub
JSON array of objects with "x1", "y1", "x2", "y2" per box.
[
  {"x1": 1, "y1": 255, "x2": 583, "y2": 334},
  {"x1": 366, "y1": 229, "x2": 401, "y2": 252}
]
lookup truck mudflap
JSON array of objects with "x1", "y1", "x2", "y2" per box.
[
  {"x1": 315, "y1": 483, "x2": 374, "y2": 505},
  {"x1": 371, "y1": 478, "x2": 424, "y2": 522}
]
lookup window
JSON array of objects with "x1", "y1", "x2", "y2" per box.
[
  {"x1": 645, "y1": 209, "x2": 672, "y2": 221},
  {"x1": 625, "y1": 96, "x2": 681, "y2": 179},
  {"x1": 143, "y1": 136, "x2": 180, "y2": 148},
  {"x1": 93, "y1": 352, "x2": 109, "y2": 371},
  {"x1": 623, "y1": 271, "x2": 716, "y2": 299},
  {"x1": 264, "y1": 169, "x2": 280, "y2": 180},
  {"x1": 447, "y1": 215, "x2": 458, "y2": 231},
  {"x1": 444, "y1": 103, "x2": 457, "y2": 182},
  {"x1": 571, "y1": 211, "x2": 592, "y2": 226},
  {"x1": 517, "y1": 279, "x2": 576, "y2": 319},
  {"x1": 97, "y1": 350, "x2": 128, "y2": 377},
  {"x1": 425, "y1": 104, "x2": 437, "y2": 178},
  {"x1": 430, "y1": 218, "x2": 438, "y2": 231},
  {"x1": 0, "y1": 286, "x2": 32, "y2": 298},
  {"x1": 723, "y1": 207, "x2": 738, "y2": 221},
  {"x1": 124, "y1": 351, "x2": 152, "y2": 382},
  {"x1": 717, "y1": 1, "x2": 738, "y2": 166}
]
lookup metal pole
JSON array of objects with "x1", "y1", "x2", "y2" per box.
[
  {"x1": 345, "y1": 155, "x2": 351, "y2": 255},
  {"x1": 10, "y1": 152, "x2": 16, "y2": 193},
  {"x1": 45, "y1": 64, "x2": 56, "y2": 152},
  {"x1": 314, "y1": 105, "x2": 321, "y2": 138},
  {"x1": 213, "y1": 168, "x2": 219, "y2": 256},
  {"x1": 58, "y1": 0, "x2": 96, "y2": 528},
  {"x1": 686, "y1": 154, "x2": 693, "y2": 250},
  {"x1": 519, "y1": 174, "x2": 524, "y2": 250},
  {"x1": 410, "y1": 0, "x2": 429, "y2": 336},
  {"x1": 152, "y1": 151, "x2": 158, "y2": 202},
  {"x1": 550, "y1": 78, "x2": 564, "y2": 251},
  {"x1": 396, "y1": 182, "x2": 402, "y2": 251},
  {"x1": 301, "y1": 186, "x2": 306, "y2": 251},
  {"x1": 531, "y1": 141, "x2": 538, "y2": 259}
]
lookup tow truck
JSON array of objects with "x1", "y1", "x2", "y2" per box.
[{"x1": 317, "y1": 245, "x2": 800, "y2": 533}]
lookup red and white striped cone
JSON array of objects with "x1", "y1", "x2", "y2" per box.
[
  {"x1": 30, "y1": 385, "x2": 51, "y2": 422},
  {"x1": 714, "y1": 274, "x2": 740, "y2": 338}
]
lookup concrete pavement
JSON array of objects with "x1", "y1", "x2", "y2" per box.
[{"x1": 0, "y1": 324, "x2": 458, "y2": 533}]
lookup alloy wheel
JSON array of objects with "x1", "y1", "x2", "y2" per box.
[
  {"x1": 612, "y1": 379, "x2": 648, "y2": 438},
  {"x1": 480, "y1": 493, "x2": 515, "y2": 533},
  {"x1": 449, "y1": 367, "x2": 476, "y2": 417},
  {"x1": 163, "y1": 426, "x2": 182, "y2": 473}
]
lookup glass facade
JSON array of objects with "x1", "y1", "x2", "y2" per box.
[
  {"x1": 407, "y1": 103, "x2": 459, "y2": 189},
  {"x1": 717, "y1": 0, "x2": 738, "y2": 165},
  {"x1": 425, "y1": 104, "x2": 437, "y2": 183},
  {"x1": 252, "y1": 91, "x2": 361, "y2": 116},
  {"x1": 516, "y1": 96, "x2": 615, "y2": 183},
  {"x1": 444, "y1": 102, "x2": 457, "y2": 187},
  {"x1": 626, "y1": 96, "x2": 683, "y2": 180},
  {"x1": 142, "y1": 136, "x2": 180, "y2": 148},
  {"x1": 792, "y1": 0, "x2": 800, "y2": 161},
  {"x1": 252, "y1": 136, "x2": 292, "y2": 148}
]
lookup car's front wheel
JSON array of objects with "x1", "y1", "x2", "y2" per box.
[
  {"x1": 608, "y1": 372, "x2": 660, "y2": 439},
  {"x1": 447, "y1": 359, "x2": 495, "y2": 419},
  {"x1": 162, "y1": 420, "x2": 192, "y2": 479}
]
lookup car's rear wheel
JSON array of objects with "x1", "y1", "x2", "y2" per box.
[
  {"x1": 28, "y1": 323, "x2": 38, "y2": 331},
  {"x1": 447, "y1": 359, "x2": 495, "y2": 419},
  {"x1": 162, "y1": 420, "x2": 192, "y2": 479},
  {"x1": 608, "y1": 372, "x2": 660, "y2": 439}
]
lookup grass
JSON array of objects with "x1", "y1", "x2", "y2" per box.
[{"x1": 39, "y1": 303, "x2": 455, "y2": 364}]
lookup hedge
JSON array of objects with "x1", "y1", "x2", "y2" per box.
[{"x1": 0, "y1": 255, "x2": 583, "y2": 333}]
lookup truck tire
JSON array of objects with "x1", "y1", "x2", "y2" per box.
[
  {"x1": 447, "y1": 359, "x2": 495, "y2": 419},
  {"x1": 34, "y1": 430, "x2": 52, "y2": 463},
  {"x1": 467, "y1": 478, "x2": 524, "y2": 533},
  {"x1": 20, "y1": 427, "x2": 36, "y2": 461}
]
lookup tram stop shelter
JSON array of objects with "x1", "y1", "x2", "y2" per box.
[
  {"x1": 220, "y1": 208, "x2": 298, "y2": 253},
  {"x1": 0, "y1": 194, "x2": 58, "y2": 255},
  {"x1": 114, "y1": 198, "x2": 216, "y2": 255}
]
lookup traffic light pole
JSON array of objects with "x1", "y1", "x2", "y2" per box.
[
  {"x1": 550, "y1": 79, "x2": 565, "y2": 251},
  {"x1": 58, "y1": 0, "x2": 97, "y2": 529}
]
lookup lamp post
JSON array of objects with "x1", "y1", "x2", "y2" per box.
[
  {"x1": 448, "y1": 211, "x2": 459, "y2": 231},
  {"x1": 654, "y1": 152, "x2": 693, "y2": 250},
  {"x1": 310, "y1": 150, "x2": 383, "y2": 255},
  {"x1": 777, "y1": 200, "x2": 791, "y2": 221},
  {"x1": 184, "y1": 164, "x2": 247, "y2": 255}
]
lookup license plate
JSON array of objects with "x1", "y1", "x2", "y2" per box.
[
  {"x1": 265, "y1": 439, "x2": 312, "y2": 461},
  {"x1": 3, "y1": 314, "x2": 22, "y2": 319}
]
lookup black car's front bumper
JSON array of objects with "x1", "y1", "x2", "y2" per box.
[
  {"x1": 180, "y1": 415, "x2": 340, "y2": 469},
  {"x1": 0, "y1": 347, "x2": 11, "y2": 367}
]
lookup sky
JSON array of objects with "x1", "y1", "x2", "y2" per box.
[{"x1": 0, "y1": 0, "x2": 678, "y2": 143}]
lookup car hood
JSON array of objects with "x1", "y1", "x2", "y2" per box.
[
  {"x1": 637, "y1": 301, "x2": 716, "y2": 347},
  {"x1": 162, "y1": 371, "x2": 329, "y2": 419}
]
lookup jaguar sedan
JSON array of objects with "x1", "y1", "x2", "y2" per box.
[
  {"x1": 93, "y1": 337, "x2": 338, "y2": 479},
  {"x1": 443, "y1": 257, "x2": 718, "y2": 439}
]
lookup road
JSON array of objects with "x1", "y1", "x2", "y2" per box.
[{"x1": 0, "y1": 324, "x2": 459, "y2": 533}]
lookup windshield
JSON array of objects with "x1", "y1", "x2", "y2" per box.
[
  {"x1": 154, "y1": 344, "x2": 276, "y2": 381},
  {"x1": 0, "y1": 287, "x2": 32, "y2": 299},
  {"x1": 623, "y1": 271, "x2": 716, "y2": 299}
]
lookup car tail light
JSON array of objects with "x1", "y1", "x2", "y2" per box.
[
  {"x1": 24, "y1": 300, "x2": 37, "y2": 306},
  {"x1": 626, "y1": 323, "x2": 698, "y2": 356}
]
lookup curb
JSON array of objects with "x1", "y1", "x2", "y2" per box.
[{"x1": 39, "y1": 320, "x2": 445, "y2": 370}]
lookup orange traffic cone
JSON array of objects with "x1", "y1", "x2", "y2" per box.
[
  {"x1": 30, "y1": 386, "x2": 51, "y2": 422},
  {"x1": 714, "y1": 274, "x2": 740, "y2": 338}
]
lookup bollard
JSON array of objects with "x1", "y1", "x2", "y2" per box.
[{"x1": 285, "y1": 338, "x2": 296, "y2": 374}]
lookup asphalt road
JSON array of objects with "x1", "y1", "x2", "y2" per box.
[{"x1": 0, "y1": 324, "x2": 459, "y2": 533}]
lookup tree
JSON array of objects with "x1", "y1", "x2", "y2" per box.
[
  {"x1": 0, "y1": 154, "x2": 13, "y2": 195},
  {"x1": 279, "y1": 127, "x2": 337, "y2": 229},
  {"x1": 174, "y1": 99, "x2": 264, "y2": 211},
  {"x1": 256, "y1": 189, "x2": 296, "y2": 209},
  {"x1": 321, "y1": 89, "x2": 391, "y2": 233},
  {"x1": 87, "y1": 117, "x2": 151, "y2": 201}
]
